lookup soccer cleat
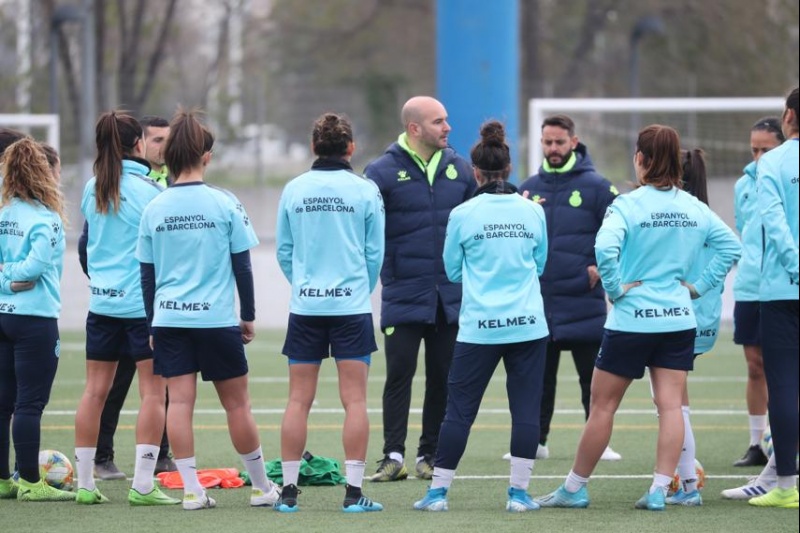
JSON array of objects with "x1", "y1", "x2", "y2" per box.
[
  {"x1": 634, "y1": 489, "x2": 666, "y2": 511},
  {"x1": 94, "y1": 459, "x2": 126, "y2": 481},
  {"x1": 369, "y1": 457, "x2": 408, "y2": 482},
  {"x1": 534, "y1": 484, "x2": 589, "y2": 508},
  {"x1": 502, "y1": 444, "x2": 549, "y2": 461},
  {"x1": 16, "y1": 478, "x2": 76, "y2": 502},
  {"x1": 182, "y1": 491, "x2": 216, "y2": 510},
  {"x1": 0, "y1": 478, "x2": 18, "y2": 499},
  {"x1": 733, "y1": 445, "x2": 768, "y2": 467},
  {"x1": 342, "y1": 487, "x2": 384, "y2": 513},
  {"x1": 748, "y1": 487, "x2": 799, "y2": 508},
  {"x1": 128, "y1": 487, "x2": 181, "y2": 506},
  {"x1": 251, "y1": 481, "x2": 281, "y2": 507},
  {"x1": 506, "y1": 487, "x2": 540, "y2": 512},
  {"x1": 600, "y1": 446, "x2": 622, "y2": 461},
  {"x1": 415, "y1": 456, "x2": 434, "y2": 480},
  {"x1": 720, "y1": 477, "x2": 776, "y2": 500},
  {"x1": 413, "y1": 486, "x2": 448, "y2": 511},
  {"x1": 154, "y1": 456, "x2": 178, "y2": 475},
  {"x1": 665, "y1": 488, "x2": 703, "y2": 506},
  {"x1": 273, "y1": 483, "x2": 299, "y2": 513},
  {"x1": 76, "y1": 487, "x2": 109, "y2": 504}
]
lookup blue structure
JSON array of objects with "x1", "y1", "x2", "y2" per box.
[{"x1": 437, "y1": 0, "x2": 520, "y2": 180}]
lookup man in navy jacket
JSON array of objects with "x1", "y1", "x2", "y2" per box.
[
  {"x1": 365, "y1": 96, "x2": 475, "y2": 481},
  {"x1": 517, "y1": 114, "x2": 621, "y2": 461}
]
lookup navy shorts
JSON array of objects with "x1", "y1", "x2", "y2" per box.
[
  {"x1": 85, "y1": 312, "x2": 151, "y2": 362},
  {"x1": 733, "y1": 301, "x2": 761, "y2": 346},
  {"x1": 595, "y1": 328, "x2": 695, "y2": 379},
  {"x1": 282, "y1": 313, "x2": 377, "y2": 363},
  {"x1": 152, "y1": 326, "x2": 248, "y2": 381}
]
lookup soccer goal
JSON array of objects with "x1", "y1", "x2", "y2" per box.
[
  {"x1": 527, "y1": 97, "x2": 785, "y2": 182},
  {"x1": 0, "y1": 113, "x2": 60, "y2": 152}
]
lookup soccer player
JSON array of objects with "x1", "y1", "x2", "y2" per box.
[
  {"x1": 137, "y1": 108, "x2": 278, "y2": 511},
  {"x1": 74, "y1": 111, "x2": 177, "y2": 506},
  {"x1": 731, "y1": 117, "x2": 785, "y2": 468},
  {"x1": 275, "y1": 112, "x2": 384, "y2": 513},
  {"x1": 535, "y1": 125, "x2": 740, "y2": 511},
  {"x1": 0, "y1": 138, "x2": 74, "y2": 502},
  {"x1": 413, "y1": 121, "x2": 548, "y2": 513},
  {"x1": 746, "y1": 87, "x2": 799, "y2": 509}
]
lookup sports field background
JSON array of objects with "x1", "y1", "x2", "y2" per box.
[{"x1": 2, "y1": 328, "x2": 797, "y2": 533}]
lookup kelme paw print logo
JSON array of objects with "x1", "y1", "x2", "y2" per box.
[
  {"x1": 50, "y1": 237, "x2": 57, "y2": 247},
  {"x1": 527, "y1": 316, "x2": 537, "y2": 324},
  {"x1": 682, "y1": 307, "x2": 691, "y2": 316},
  {"x1": 236, "y1": 203, "x2": 244, "y2": 213},
  {"x1": 343, "y1": 288, "x2": 352, "y2": 296},
  {"x1": 243, "y1": 215, "x2": 250, "y2": 226},
  {"x1": 6, "y1": 305, "x2": 15, "y2": 313},
  {"x1": 52, "y1": 222, "x2": 61, "y2": 233},
  {"x1": 202, "y1": 302, "x2": 211, "y2": 310},
  {"x1": 118, "y1": 290, "x2": 126, "y2": 298}
]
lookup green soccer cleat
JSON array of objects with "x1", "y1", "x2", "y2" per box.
[
  {"x1": 17, "y1": 479, "x2": 76, "y2": 502},
  {"x1": 748, "y1": 487, "x2": 799, "y2": 509},
  {"x1": 128, "y1": 487, "x2": 181, "y2": 506},
  {"x1": 76, "y1": 487, "x2": 109, "y2": 505},
  {"x1": 0, "y1": 478, "x2": 18, "y2": 499},
  {"x1": 369, "y1": 457, "x2": 408, "y2": 482}
]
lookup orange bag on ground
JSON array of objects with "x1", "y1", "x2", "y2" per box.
[{"x1": 157, "y1": 468, "x2": 244, "y2": 489}]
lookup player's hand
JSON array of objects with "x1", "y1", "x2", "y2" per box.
[
  {"x1": 241, "y1": 320, "x2": 256, "y2": 344},
  {"x1": 149, "y1": 335, "x2": 154, "y2": 350},
  {"x1": 10, "y1": 281, "x2": 35, "y2": 292},
  {"x1": 587, "y1": 265, "x2": 600, "y2": 289},
  {"x1": 521, "y1": 190, "x2": 546, "y2": 204},
  {"x1": 681, "y1": 281, "x2": 700, "y2": 299},
  {"x1": 614, "y1": 280, "x2": 642, "y2": 302}
]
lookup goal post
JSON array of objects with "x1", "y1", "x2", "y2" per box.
[
  {"x1": 0, "y1": 113, "x2": 60, "y2": 152},
  {"x1": 527, "y1": 97, "x2": 785, "y2": 180}
]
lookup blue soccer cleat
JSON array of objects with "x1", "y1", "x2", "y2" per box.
[
  {"x1": 534, "y1": 484, "x2": 589, "y2": 508},
  {"x1": 413, "y1": 486, "x2": 448, "y2": 511},
  {"x1": 506, "y1": 487, "x2": 540, "y2": 512}
]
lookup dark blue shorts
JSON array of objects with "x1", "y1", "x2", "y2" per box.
[
  {"x1": 85, "y1": 312, "x2": 151, "y2": 362},
  {"x1": 733, "y1": 301, "x2": 761, "y2": 346},
  {"x1": 282, "y1": 313, "x2": 377, "y2": 362},
  {"x1": 595, "y1": 328, "x2": 695, "y2": 379},
  {"x1": 152, "y1": 326, "x2": 248, "y2": 381}
]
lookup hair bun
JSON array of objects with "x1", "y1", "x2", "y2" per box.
[{"x1": 480, "y1": 120, "x2": 505, "y2": 145}]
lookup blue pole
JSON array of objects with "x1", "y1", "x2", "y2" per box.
[{"x1": 436, "y1": 0, "x2": 520, "y2": 180}]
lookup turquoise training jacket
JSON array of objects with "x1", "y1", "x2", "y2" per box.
[
  {"x1": 732, "y1": 161, "x2": 761, "y2": 302},
  {"x1": 757, "y1": 138, "x2": 799, "y2": 301},
  {"x1": 596, "y1": 185, "x2": 741, "y2": 333},
  {"x1": 0, "y1": 199, "x2": 65, "y2": 318}
]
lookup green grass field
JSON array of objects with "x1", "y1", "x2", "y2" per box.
[{"x1": 2, "y1": 328, "x2": 798, "y2": 532}]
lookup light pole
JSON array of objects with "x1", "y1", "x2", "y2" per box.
[
  {"x1": 49, "y1": 5, "x2": 82, "y2": 115},
  {"x1": 629, "y1": 15, "x2": 664, "y2": 179}
]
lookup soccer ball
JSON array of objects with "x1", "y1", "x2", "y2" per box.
[
  {"x1": 38, "y1": 449, "x2": 74, "y2": 490},
  {"x1": 668, "y1": 459, "x2": 705, "y2": 495},
  {"x1": 760, "y1": 426, "x2": 773, "y2": 458}
]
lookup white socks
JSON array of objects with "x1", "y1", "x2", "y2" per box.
[
  {"x1": 564, "y1": 470, "x2": 589, "y2": 493},
  {"x1": 281, "y1": 460, "x2": 301, "y2": 487},
  {"x1": 131, "y1": 444, "x2": 159, "y2": 494},
  {"x1": 677, "y1": 406, "x2": 698, "y2": 493},
  {"x1": 388, "y1": 452, "x2": 403, "y2": 463},
  {"x1": 749, "y1": 415, "x2": 768, "y2": 446},
  {"x1": 509, "y1": 456, "x2": 534, "y2": 490},
  {"x1": 75, "y1": 447, "x2": 96, "y2": 491},
  {"x1": 241, "y1": 447, "x2": 269, "y2": 492},
  {"x1": 650, "y1": 473, "x2": 672, "y2": 494},
  {"x1": 430, "y1": 467, "x2": 455, "y2": 490},
  {"x1": 344, "y1": 460, "x2": 366, "y2": 488},
  {"x1": 175, "y1": 456, "x2": 203, "y2": 497}
]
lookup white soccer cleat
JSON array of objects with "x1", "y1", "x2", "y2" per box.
[
  {"x1": 502, "y1": 444, "x2": 549, "y2": 461},
  {"x1": 183, "y1": 491, "x2": 216, "y2": 510},
  {"x1": 600, "y1": 446, "x2": 622, "y2": 461},
  {"x1": 721, "y1": 477, "x2": 776, "y2": 500},
  {"x1": 251, "y1": 481, "x2": 281, "y2": 507}
]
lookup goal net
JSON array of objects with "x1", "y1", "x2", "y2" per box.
[
  {"x1": 527, "y1": 97, "x2": 785, "y2": 183},
  {"x1": 0, "y1": 113, "x2": 60, "y2": 152}
]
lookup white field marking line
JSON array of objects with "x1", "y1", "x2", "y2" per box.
[
  {"x1": 43, "y1": 407, "x2": 750, "y2": 416},
  {"x1": 450, "y1": 474, "x2": 760, "y2": 480}
]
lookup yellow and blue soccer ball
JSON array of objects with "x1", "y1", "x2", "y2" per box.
[
  {"x1": 760, "y1": 426, "x2": 773, "y2": 458},
  {"x1": 38, "y1": 449, "x2": 74, "y2": 490}
]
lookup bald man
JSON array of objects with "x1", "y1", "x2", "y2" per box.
[{"x1": 364, "y1": 96, "x2": 476, "y2": 482}]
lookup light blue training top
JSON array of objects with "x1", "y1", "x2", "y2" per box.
[
  {"x1": 688, "y1": 242, "x2": 724, "y2": 355},
  {"x1": 81, "y1": 159, "x2": 162, "y2": 318},
  {"x1": 596, "y1": 185, "x2": 741, "y2": 333},
  {"x1": 732, "y1": 161, "x2": 760, "y2": 302},
  {"x1": 443, "y1": 192, "x2": 549, "y2": 344},
  {"x1": 137, "y1": 182, "x2": 259, "y2": 328},
  {"x1": 276, "y1": 166, "x2": 385, "y2": 316},
  {"x1": 757, "y1": 138, "x2": 799, "y2": 301},
  {"x1": 0, "y1": 199, "x2": 65, "y2": 318}
]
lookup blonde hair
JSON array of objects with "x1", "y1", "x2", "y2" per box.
[{"x1": 0, "y1": 137, "x2": 67, "y2": 224}]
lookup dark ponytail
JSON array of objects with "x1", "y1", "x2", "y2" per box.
[
  {"x1": 94, "y1": 110, "x2": 142, "y2": 214},
  {"x1": 164, "y1": 107, "x2": 214, "y2": 179},
  {"x1": 680, "y1": 149, "x2": 709, "y2": 206}
]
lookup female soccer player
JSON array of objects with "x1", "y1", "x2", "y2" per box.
[
  {"x1": 731, "y1": 117, "x2": 785, "y2": 468},
  {"x1": 413, "y1": 121, "x2": 549, "y2": 513},
  {"x1": 137, "y1": 109, "x2": 277, "y2": 511},
  {"x1": 0, "y1": 138, "x2": 73, "y2": 501},
  {"x1": 535, "y1": 124, "x2": 740, "y2": 511},
  {"x1": 746, "y1": 87, "x2": 799, "y2": 509},
  {"x1": 74, "y1": 111, "x2": 177, "y2": 506},
  {"x1": 275, "y1": 112, "x2": 384, "y2": 513}
]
